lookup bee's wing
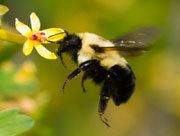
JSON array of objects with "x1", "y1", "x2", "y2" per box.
[{"x1": 101, "y1": 27, "x2": 159, "y2": 56}]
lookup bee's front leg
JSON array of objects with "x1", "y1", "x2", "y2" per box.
[
  {"x1": 81, "y1": 73, "x2": 88, "y2": 93},
  {"x1": 62, "y1": 60, "x2": 96, "y2": 92}
]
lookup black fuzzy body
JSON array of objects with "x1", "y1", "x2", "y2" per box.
[
  {"x1": 57, "y1": 33, "x2": 136, "y2": 106},
  {"x1": 57, "y1": 33, "x2": 136, "y2": 126},
  {"x1": 82, "y1": 60, "x2": 136, "y2": 106}
]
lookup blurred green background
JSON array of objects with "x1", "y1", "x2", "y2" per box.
[{"x1": 1, "y1": 0, "x2": 180, "y2": 135}]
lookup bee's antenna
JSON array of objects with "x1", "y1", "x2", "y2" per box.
[
  {"x1": 48, "y1": 30, "x2": 68, "y2": 39},
  {"x1": 46, "y1": 40, "x2": 58, "y2": 44},
  {"x1": 47, "y1": 30, "x2": 68, "y2": 43},
  {"x1": 48, "y1": 32, "x2": 65, "y2": 39}
]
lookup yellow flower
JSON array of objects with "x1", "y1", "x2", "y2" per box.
[{"x1": 15, "y1": 12, "x2": 66, "y2": 59}]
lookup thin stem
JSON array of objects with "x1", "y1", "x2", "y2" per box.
[{"x1": 0, "y1": 29, "x2": 26, "y2": 44}]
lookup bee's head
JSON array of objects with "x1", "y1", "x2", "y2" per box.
[
  {"x1": 47, "y1": 30, "x2": 69, "y2": 53},
  {"x1": 47, "y1": 31, "x2": 81, "y2": 70},
  {"x1": 47, "y1": 30, "x2": 70, "y2": 69}
]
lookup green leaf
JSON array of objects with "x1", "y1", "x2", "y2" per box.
[
  {"x1": 0, "y1": 108, "x2": 34, "y2": 136},
  {"x1": 0, "y1": 5, "x2": 9, "y2": 16}
]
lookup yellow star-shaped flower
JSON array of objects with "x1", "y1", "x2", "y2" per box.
[{"x1": 15, "y1": 12, "x2": 66, "y2": 59}]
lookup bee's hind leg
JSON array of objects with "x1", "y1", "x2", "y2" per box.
[{"x1": 98, "y1": 78, "x2": 111, "y2": 127}]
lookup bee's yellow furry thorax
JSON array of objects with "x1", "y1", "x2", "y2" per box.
[{"x1": 77, "y1": 32, "x2": 127, "y2": 68}]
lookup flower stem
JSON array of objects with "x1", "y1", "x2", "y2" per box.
[{"x1": 0, "y1": 29, "x2": 26, "y2": 44}]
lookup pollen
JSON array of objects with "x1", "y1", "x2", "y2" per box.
[
  {"x1": 30, "y1": 32, "x2": 47, "y2": 42},
  {"x1": 30, "y1": 34, "x2": 38, "y2": 40}
]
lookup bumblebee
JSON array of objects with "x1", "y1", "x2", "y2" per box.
[{"x1": 49, "y1": 27, "x2": 158, "y2": 127}]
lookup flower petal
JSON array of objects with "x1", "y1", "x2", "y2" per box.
[
  {"x1": 0, "y1": 5, "x2": 9, "y2": 16},
  {"x1": 41, "y1": 28, "x2": 66, "y2": 43},
  {"x1": 34, "y1": 44, "x2": 57, "y2": 59},
  {"x1": 15, "y1": 18, "x2": 32, "y2": 37},
  {"x1": 23, "y1": 40, "x2": 33, "y2": 56},
  {"x1": 30, "y1": 12, "x2": 40, "y2": 33}
]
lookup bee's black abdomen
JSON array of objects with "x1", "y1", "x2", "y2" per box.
[
  {"x1": 83, "y1": 61, "x2": 135, "y2": 106},
  {"x1": 80, "y1": 61, "x2": 135, "y2": 126},
  {"x1": 109, "y1": 64, "x2": 136, "y2": 106}
]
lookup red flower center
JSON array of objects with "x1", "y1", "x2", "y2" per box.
[
  {"x1": 30, "y1": 34, "x2": 38, "y2": 40},
  {"x1": 30, "y1": 32, "x2": 47, "y2": 42}
]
